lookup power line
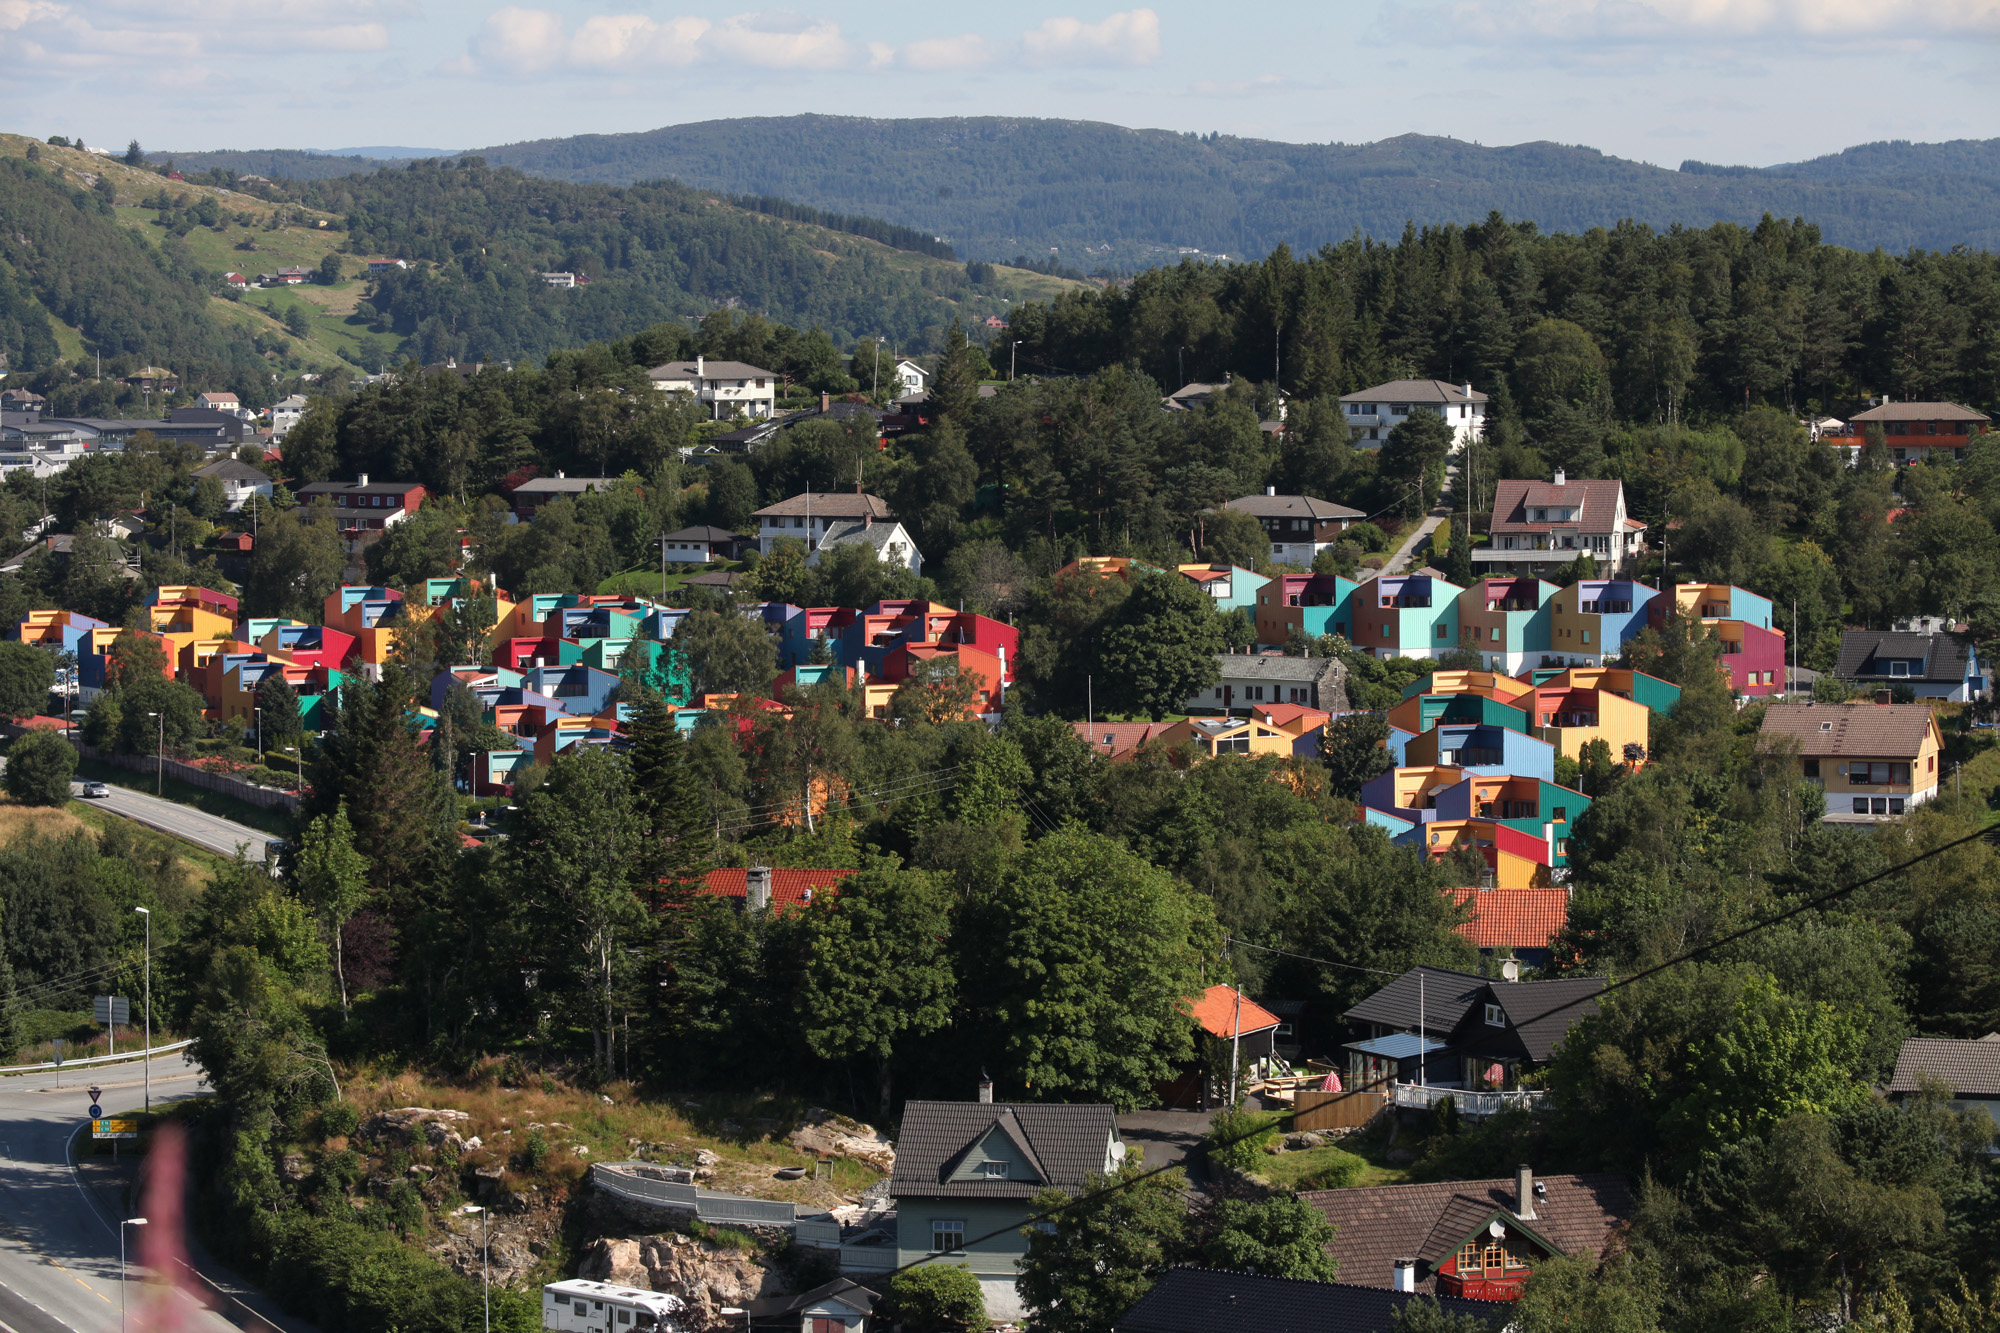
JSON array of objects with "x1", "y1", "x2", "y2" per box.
[{"x1": 1227, "y1": 937, "x2": 1403, "y2": 980}]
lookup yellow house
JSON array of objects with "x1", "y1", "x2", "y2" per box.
[
  {"x1": 1159, "y1": 715, "x2": 1296, "y2": 758},
  {"x1": 1410, "y1": 669, "x2": 1536, "y2": 705},
  {"x1": 1760, "y1": 701, "x2": 1944, "y2": 822},
  {"x1": 1523, "y1": 685, "x2": 1653, "y2": 763},
  {"x1": 1419, "y1": 818, "x2": 1554, "y2": 888}
]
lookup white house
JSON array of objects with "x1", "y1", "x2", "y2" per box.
[
  {"x1": 894, "y1": 358, "x2": 929, "y2": 399},
  {"x1": 1482, "y1": 471, "x2": 1647, "y2": 576},
  {"x1": 540, "y1": 271, "x2": 577, "y2": 288},
  {"x1": 1222, "y1": 490, "x2": 1365, "y2": 566},
  {"x1": 195, "y1": 392, "x2": 241, "y2": 413},
  {"x1": 648, "y1": 356, "x2": 778, "y2": 421},
  {"x1": 365, "y1": 258, "x2": 408, "y2": 275},
  {"x1": 811, "y1": 517, "x2": 923, "y2": 577},
  {"x1": 269, "y1": 394, "x2": 309, "y2": 440},
  {"x1": 192, "y1": 458, "x2": 275, "y2": 512},
  {"x1": 659, "y1": 525, "x2": 740, "y2": 564},
  {"x1": 752, "y1": 491, "x2": 895, "y2": 554},
  {"x1": 1340, "y1": 379, "x2": 1489, "y2": 449}
]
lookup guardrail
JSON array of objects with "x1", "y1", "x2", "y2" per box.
[
  {"x1": 1389, "y1": 1082, "x2": 1545, "y2": 1118},
  {"x1": 0, "y1": 1039, "x2": 192, "y2": 1075},
  {"x1": 592, "y1": 1163, "x2": 841, "y2": 1247}
]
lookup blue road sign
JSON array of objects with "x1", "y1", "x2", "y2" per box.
[{"x1": 88, "y1": 1104, "x2": 102, "y2": 1118}]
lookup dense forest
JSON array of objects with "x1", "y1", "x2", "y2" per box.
[{"x1": 465, "y1": 117, "x2": 2000, "y2": 265}]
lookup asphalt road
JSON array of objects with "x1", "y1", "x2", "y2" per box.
[
  {"x1": 68, "y1": 780, "x2": 270, "y2": 864},
  {"x1": 0, "y1": 1053, "x2": 240, "y2": 1333}
]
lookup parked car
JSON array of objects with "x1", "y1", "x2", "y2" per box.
[{"x1": 79, "y1": 781, "x2": 110, "y2": 798}]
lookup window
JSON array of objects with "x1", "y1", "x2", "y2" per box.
[
  {"x1": 1491, "y1": 627, "x2": 1501, "y2": 641},
  {"x1": 979, "y1": 1161, "x2": 1009, "y2": 1178},
  {"x1": 1505, "y1": 1250, "x2": 1529, "y2": 1270},
  {"x1": 1437, "y1": 625, "x2": 1448, "y2": 640},
  {"x1": 1891, "y1": 660, "x2": 1909, "y2": 677},
  {"x1": 1802, "y1": 759, "x2": 1820, "y2": 778},
  {"x1": 554, "y1": 1294, "x2": 570, "y2": 1306},
  {"x1": 1581, "y1": 630, "x2": 1591, "y2": 644},
  {"x1": 1484, "y1": 1245, "x2": 1505, "y2": 1271},
  {"x1": 1382, "y1": 625, "x2": 1391, "y2": 638},
  {"x1": 1854, "y1": 797, "x2": 1869, "y2": 814},
  {"x1": 1484, "y1": 1002, "x2": 1505, "y2": 1027},
  {"x1": 1458, "y1": 1242, "x2": 1481, "y2": 1272},
  {"x1": 932, "y1": 1220, "x2": 965, "y2": 1253},
  {"x1": 618, "y1": 1313, "x2": 632, "y2": 1326},
  {"x1": 1553, "y1": 806, "x2": 1568, "y2": 822},
  {"x1": 1889, "y1": 798, "x2": 1906, "y2": 814},
  {"x1": 1874, "y1": 797, "x2": 1889, "y2": 814}
]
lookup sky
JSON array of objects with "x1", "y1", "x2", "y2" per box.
[{"x1": 6, "y1": 0, "x2": 1997, "y2": 166}]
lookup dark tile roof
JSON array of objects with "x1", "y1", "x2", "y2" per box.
[
  {"x1": 296, "y1": 479, "x2": 424, "y2": 498},
  {"x1": 1339, "y1": 379, "x2": 1490, "y2": 406},
  {"x1": 752, "y1": 492, "x2": 893, "y2": 519},
  {"x1": 1759, "y1": 702, "x2": 1938, "y2": 759},
  {"x1": 743, "y1": 1279, "x2": 878, "y2": 1320},
  {"x1": 1223, "y1": 494, "x2": 1365, "y2": 521},
  {"x1": 1304, "y1": 1173, "x2": 1635, "y2": 1294},
  {"x1": 1482, "y1": 978, "x2": 1606, "y2": 1063},
  {"x1": 1342, "y1": 966, "x2": 1488, "y2": 1036},
  {"x1": 661, "y1": 525, "x2": 741, "y2": 542},
  {"x1": 1836, "y1": 630, "x2": 1975, "y2": 685},
  {"x1": 1849, "y1": 401, "x2": 1990, "y2": 423},
  {"x1": 1887, "y1": 1034, "x2": 2000, "y2": 1097},
  {"x1": 889, "y1": 1101, "x2": 1117, "y2": 1200},
  {"x1": 1114, "y1": 1269, "x2": 1507, "y2": 1333}
]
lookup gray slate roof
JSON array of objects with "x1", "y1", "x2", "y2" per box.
[
  {"x1": 1473, "y1": 978, "x2": 1606, "y2": 1062},
  {"x1": 662, "y1": 525, "x2": 741, "y2": 542},
  {"x1": 1339, "y1": 379, "x2": 1489, "y2": 405},
  {"x1": 1849, "y1": 401, "x2": 1990, "y2": 423},
  {"x1": 889, "y1": 1101, "x2": 1117, "y2": 1201},
  {"x1": 1223, "y1": 494, "x2": 1364, "y2": 521},
  {"x1": 1114, "y1": 1269, "x2": 1508, "y2": 1333},
  {"x1": 1888, "y1": 1034, "x2": 2000, "y2": 1097},
  {"x1": 1343, "y1": 966, "x2": 1488, "y2": 1035},
  {"x1": 193, "y1": 459, "x2": 270, "y2": 483},
  {"x1": 817, "y1": 519, "x2": 916, "y2": 561},
  {"x1": 512, "y1": 475, "x2": 616, "y2": 496},
  {"x1": 1213, "y1": 654, "x2": 1342, "y2": 684},
  {"x1": 1836, "y1": 630, "x2": 1975, "y2": 685}
]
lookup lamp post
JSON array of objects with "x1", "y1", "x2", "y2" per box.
[
  {"x1": 463, "y1": 1205, "x2": 490, "y2": 1332},
  {"x1": 134, "y1": 907, "x2": 150, "y2": 1112},
  {"x1": 254, "y1": 704, "x2": 262, "y2": 755},
  {"x1": 120, "y1": 1217, "x2": 147, "y2": 1333},
  {"x1": 282, "y1": 743, "x2": 301, "y2": 788},
  {"x1": 146, "y1": 711, "x2": 161, "y2": 795},
  {"x1": 1010, "y1": 340, "x2": 1022, "y2": 383}
]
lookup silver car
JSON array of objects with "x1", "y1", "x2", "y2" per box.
[{"x1": 79, "y1": 781, "x2": 110, "y2": 798}]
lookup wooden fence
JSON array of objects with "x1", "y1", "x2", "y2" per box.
[{"x1": 1292, "y1": 1086, "x2": 1389, "y2": 1132}]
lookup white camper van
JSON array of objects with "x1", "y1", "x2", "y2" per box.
[{"x1": 542, "y1": 1279, "x2": 687, "y2": 1333}]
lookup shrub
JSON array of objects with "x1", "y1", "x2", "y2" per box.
[
  {"x1": 885, "y1": 1263, "x2": 986, "y2": 1331},
  {"x1": 3, "y1": 731, "x2": 75, "y2": 806},
  {"x1": 1295, "y1": 1148, "x2": 1368, "y2": 1191},
  {"x1": 319, "y1": 1100, "x2": 361, "y2": 1138},
  {"x1": 1206, "y1": 1104, "x2": 1281, "y2": 1173},
  {"x1": 522, "y1": 1127, "x2": 550, "y2": 1171}
]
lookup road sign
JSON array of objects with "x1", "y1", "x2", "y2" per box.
[
  {"x1": 92, "y1": 1119, "x2": 139, "y2": 1140},
  {"x1": 50, "y1": 1039, "x2": 62, "y2": 1067},
  {"x1": 92, "y1": 996, "x2": 130, "y2": 1027},
  {"x1": 88, "y1": 1086, "x2": 101, "y2": 1101},
  {"x1": 88, "y1": 1104, "x2": 102, "y2": 1118}
]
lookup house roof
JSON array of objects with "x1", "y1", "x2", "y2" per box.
[
  {"x1": 743, "y1": 1279, "x2": 878, "y2": 1320},
  {"x1": 1475, "y1": 978, "x2": 1606, "y2": 1062},
  {"x1": 192, "y1": 459, "x2": 270, "y2": 483},
  {"x1": 753, "y1": 492, "x2": 893, "y2": 520},
  {"x1": 662, "y1": 525, "x2": 742, "y2": 543},
  {"x1": 1451, "y1": 887, "x2": 1570, "y2": 950},
  {"x1": 1190, "y1": 985, "x2": 1282, "y2": 1039},
  {"x1": 1305, "y1": 1174, "x2": 1636, "y2": 1294},
  {"x1": 296, "y1": 479, "x2": 424, "y2": 498},
  {"x1": 1490, "y1": 478, "x2": 1630, "y2": 536},
  {"x1": 1848, "y1": 401, "x2": 1991, "y2": 424},
  {"x1": 1214, "y1": 654, "x2": 1339, "y2": 683},
  {"x1": 1887, "y1": 1034, "x2": 2000, "y2": 1097},
  {"x1": 1072, "y1": 720, "x2": 1176, "y2": 759},
  {"x1": 1758, "y1": 702, "x2": 1938, "y2": 759},
  {"x1": 647, "y1": 359, "x2": 776, "y2": 381},
  {"x1": 1342, "y1": 966, "x2": 1488, "y2": 1034},
  {"x1": 698, "y1": 867, "x2": 853, "y2": 910},
  {"x1": 889, "y1": 1101, "x2": 1118, "y2": 1200},
  {"x1": 1836, "y1": 630, "x2": 1975, "y2": 685},
  {"x1": 1112, "y1": 1268, "x2": 1509, "y2": 1333},
  {"x1": 1339, "y1": 380, "x2": 1490, "y2": 406},
  {"x1": 817, "y1": 519, "x2": 916, "y2": 559},
  {"x1": 1223, "y1": 494, "x2": 1365, "y2": 521},
  {"x1": 512, "y1": 475, "x2": 616, "y2": 496}
]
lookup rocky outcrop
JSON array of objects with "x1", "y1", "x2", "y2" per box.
[
  {"x1": 578, "y1": 1234, "x2": 785, "y2": 1331},
  {"x1": 786, "y1": 1110, "x2": 894, "y2": 1170},
  {"x1": 359, "y1": 1107, "x2": 471, "y2": 1145}
]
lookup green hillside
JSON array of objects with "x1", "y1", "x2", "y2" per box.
[
  {"x1": 462, "y1": 116, "x2": 2000, "y2": 266},
  {"x1": 0, "y1": 133, "x2": 1082, "y2": 393}
]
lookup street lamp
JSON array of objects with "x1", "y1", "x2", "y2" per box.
[
  {"x1": 462, "y1": 1205, "x2": 490, "y2": 1332},
  {"x1": 120, "y1": 1217, "x2": 148, "y2": 1333},
  {"x1": 281, "y1": 743, "x2": 301, "y2": 788},
  {"x1": 254, "y1": 704, "x2": 262, "y2": 755},
  {"x1": 146, "y1": 711, "x2": 161, "y2": 795},
  {"x1": 1010, "y1": 340, "x2": 1022, "y2": 383},
  {"x1": 134, "y1": 908, "x2": 150, "y2": 1112}
]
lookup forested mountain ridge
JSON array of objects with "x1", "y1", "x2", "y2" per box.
[
  {"x1": 0, "y1": 133, "x2": 1078, "y2": 389},
  {"x1": 464, "y1": 116, "x2": 2000, "y2": 266}
]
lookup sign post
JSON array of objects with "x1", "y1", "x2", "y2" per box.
[
  {"x1": 51, "y1": 1038, "x2": 62, "y2": 1088},
  {"x1": 92, "y1": 997, "x2": 130, "y2": 1056}
]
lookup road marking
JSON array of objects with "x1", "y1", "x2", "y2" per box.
[{"x1": 61, "y1": 1128, "x2": 115, "y2": 1241}]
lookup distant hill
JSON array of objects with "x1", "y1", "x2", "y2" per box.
[
  {"x1": 314, "y1": 146, "x2": 457, "y2": 159},
  {"x1": 158, "y1": 148, "x2": 412, "y2": 182},
  {"x1": 469, "y1": 116, "x2": 2000, "y2": 265}
]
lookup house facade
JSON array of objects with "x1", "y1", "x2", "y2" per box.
[
  {"x1": 660, "y1": 526, "x2": 741, "y2": 564},
  {"x1": 889, "y1": 1098, "x2": 1124, "y2": 1320},
  {"x1": 1822, "y1": 401, "x2": 1991, "y2": 466},
  {"x1": 753, "y1": 492, "x2": 895, "y2": 555},
  {"x1": 1657, "y1": 583, "x2": 1785, "y2": 696},
  {"x1": 811, "y1": 518, "x2": 924, "y2": 577},
  {"x1": 1186, "y1": 653, "x2": 1345, "y2": 713},
  {"x1": 1760, "y1": 700, "x2": 1943, "y2": 822},
  {"x1": 1339, "y1": 380, "x2": 1489, "y2": 449},
  {"x1": 294, "y1": 475, "x2": 426, "y2": 554},
  {"x1": 648, "y1": 357, "x2": 778, "y2": 420},
  {"x1": 191, "y1": 458, "x2": 274, "y2": 511},
  {"x1": 1254, "y1": 572, "x2": 1359, "y2": 647},
  {"x1": 1351, "y1": 575, "x2": 1463, "y2": 660},
  {"x1": 1221, "y1": 491, "x2": 1365, "y2": 566},
  {"x1": 1176, "y1": 563, "x2": 1269, "y2": 614},
  {"x1": 1454, "y1": 577, "x2": 1556, "y2": 672},
  {"x1": 1542, "y1": 580, "x2": 1655, "y2": 668},
  {"x1": 1886, "y1": 1035, "x2": 1999, "y2": 1150},
  {"x1": 1483, "y1": 473, "x2": 1647, "y2": 578}
]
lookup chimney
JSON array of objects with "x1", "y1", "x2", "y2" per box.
[
  {"x1": 1392, "y1": 1259, "x2": 1417, "y2": 1293},
  {"x1": 357, "y1": 472, "x2": 369, "y2": 487},
  {"x1": 1874, "y1": 689, "x2": 1893, "y2": 705},
  {"x1": 745, "y1": 865, "x2": 772, "y2": 912},
  {"x1": 556, "y1": 470, "x2": 565, "y2": 480},
  {"x1": 821, "y1": 392, "x2": 831, "y2": 413},
  {"x1": 1553, "y1": 468, "x2": 1565, "y2": 486},
  {"x1": 978, "y1": 1070, "x2": 993, "y2": 1104},
  {"x1": 1515, "y1": 1165, "x2": 1536, "y2": 1220},
  {"x1": 1265, "y1": 485, "x2": 1278, "y2": 497},
  {"x1": 1463, "y1": 382, "x2": 1472, "y2": 398},
  {"x1": 696, "y1": 354, "x2": 704, "y2": 379}
]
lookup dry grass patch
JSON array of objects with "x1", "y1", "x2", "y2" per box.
[{"x1": 0, "y1": 798, "x2": 88, "y2": 840}]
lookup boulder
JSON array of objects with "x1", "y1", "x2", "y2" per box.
[
  {"x1": 280, "y1": 1152, "x2": 311, "y2": 1183},
  {"x1": 579, "y1": 1237, "x2": 648, "y2": 1288},
  {"x1": 786, "y1": 1110, "x2": 895, "y2": 1170},
  {"x1": 362, "y1": 1107, "x2": 471, "y2": 1143}
]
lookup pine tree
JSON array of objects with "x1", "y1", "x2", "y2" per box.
[
  {"x1": 930, "y1": 319, "x2": 980, "y2": 421},
  {"x1": 626, "y1": 689, "x2": 710, "y2": 902}
]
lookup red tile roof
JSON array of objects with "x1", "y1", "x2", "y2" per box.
[
  {"x1": 1450, "y1": 887, "x2": 1570, "y2": 949},
  {"x1": 1490, "y1": 478, "x2": 1628, "y2": 537},
  {"x1": 1189, "y1": 984, "x2": 1282, "y2": 1039},
  {"x1": 1071, "y1": 720, "x2": 1176, "y2": 760},
  {"x1": 699, "y1": 867, "x2": 855, "y2": 910}
]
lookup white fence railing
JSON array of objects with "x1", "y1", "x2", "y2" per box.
[
  {"x1": 0, "y1": 1039, "x2": 193, "y2": 1076},
  {"x1": 1389, "y1": 1082, "x2": 1546, "y2": 1118},
  {"x1": 592, "y1": 1163, "x2": 842, "y2": 1247}
]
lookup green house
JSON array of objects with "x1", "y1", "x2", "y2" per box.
[{"x1": 889, "y1": 1098, "x2": 1122, "y2": 1322}]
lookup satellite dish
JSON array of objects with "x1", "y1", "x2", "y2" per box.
[
  {"x1": 1109, "y1": 1142, "x2": 1127, "y2": 1161},
  {"x1": 1488, "y1": 1219, "x2": 1505, "y2": 1239}
]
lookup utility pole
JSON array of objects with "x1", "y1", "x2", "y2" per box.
[{"x1": 1011, "y1": 340, "x2": 1021, "y2": 383}]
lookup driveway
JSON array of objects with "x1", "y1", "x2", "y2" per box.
[{"x1": 1117, "y1": 1110, "x2": 1215, "y2": 1190}]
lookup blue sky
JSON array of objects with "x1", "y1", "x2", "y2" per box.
[{"x1": 9, "y1": 1, "x2": 1996, "y2": 165}]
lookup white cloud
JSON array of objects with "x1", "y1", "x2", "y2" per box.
[
  {"x1": 898, "y1": 31, "x2": 999, "y2": 70},
  {"x1": 0, "y1": 0, "x2": 400, "y2": 74},
  {"x1": 1022, "y1": 8, "x2": 1161, "y2": 66},
  {"x1": 1410, "y1": 0, "x2": 2000, "y2": 44},
  {"x1": 464, "y1": 7, "x2": 853, "y2": 75}
]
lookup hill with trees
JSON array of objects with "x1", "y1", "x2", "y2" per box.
[{"x1": 465, "y1": 117, "x2": 2000, "y2": 267}]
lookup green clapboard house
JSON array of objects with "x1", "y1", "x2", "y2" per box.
[{"x1": 889, "y1": 1095, "x2": 1123, "y2": 1321}]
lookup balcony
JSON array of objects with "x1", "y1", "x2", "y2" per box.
[{"x1": 1390, "y1": 1082, "x2": 1547, "y2": 1118}]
